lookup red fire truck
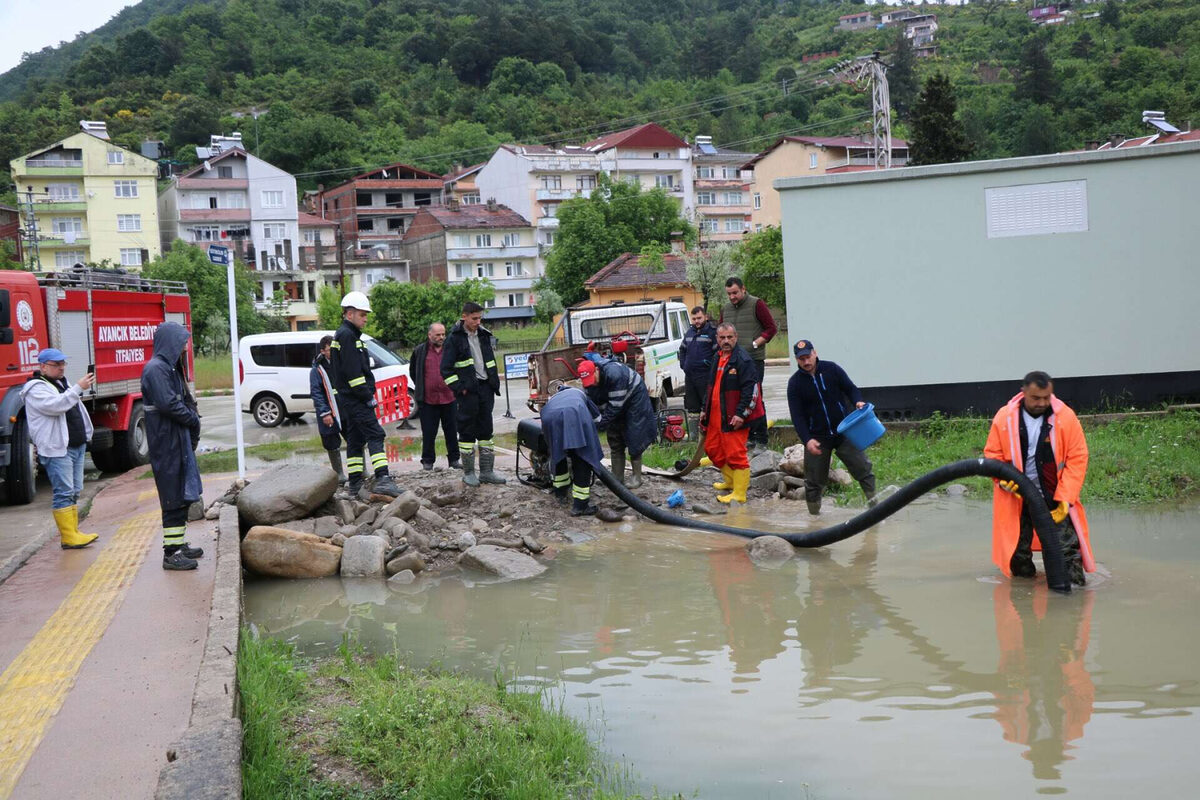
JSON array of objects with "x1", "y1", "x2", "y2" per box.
[{"x1": 0, "y1": 268, "x2": 192, "y2": 504}]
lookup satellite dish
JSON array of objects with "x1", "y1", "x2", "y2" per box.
[{"x1": 203, "y1": 160, "x2": 213, "y2": 172}]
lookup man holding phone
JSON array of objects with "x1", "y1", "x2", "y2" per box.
[{"x1": 19, "y1": 348, "x2": 99, "y2": 549}]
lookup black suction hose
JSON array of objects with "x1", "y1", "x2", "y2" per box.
[{"x1": 595, "y1": 457, "x2": 1070, "y2": 594}]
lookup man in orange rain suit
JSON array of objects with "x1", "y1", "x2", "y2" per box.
[
  {"x1": 984, "y1": 371, "x2": 1093, "y2": 586},
  {"x1": 701, "y1": 323, "x2": 764, "y2": 504}
]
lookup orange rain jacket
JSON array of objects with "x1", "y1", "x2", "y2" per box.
[{"x1": 984, "y1": 392, "x2": 1094, "y2": 577}]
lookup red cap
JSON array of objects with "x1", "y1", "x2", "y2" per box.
[{"x1": 577, "y1": 360, "x2": 598, "y2": 387}]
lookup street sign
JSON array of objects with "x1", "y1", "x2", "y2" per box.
[
  {"x1": 503, "y1": 352, "x2": 530, "y2": 379},
  {"x1": 207, "y1": 244, "x2": 231, "y2": 266}
]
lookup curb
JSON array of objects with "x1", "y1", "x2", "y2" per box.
[
  {"x1": 0, "y1": 477, "x2": 110, "y2": 587},
  {"x1": 155, "y1": 504, "x2": 243, "y2": 799}
]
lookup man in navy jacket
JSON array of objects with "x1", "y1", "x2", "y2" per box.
[
  {"x1": 786, "y1": 339, "x2": 876, "y2": 514},
  {"x1": 678, "y1": 306, "x2": 716, "y2": 439}
]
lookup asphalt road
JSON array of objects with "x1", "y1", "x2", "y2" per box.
[{"x1": 196, "y1": 363, "x2": 797, "y2": 449}]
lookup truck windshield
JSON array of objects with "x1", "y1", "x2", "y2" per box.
[
  {"x1": 579, "y1": 314, "x2": 656, "y2": 341},
  {"x1": 364, "y1": 338, "x2": 408, "y2": 367}
]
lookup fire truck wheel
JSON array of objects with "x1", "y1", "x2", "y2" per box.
[
  {"x1": 252, "y1": 393, "x2": 286, "y2": 428},
  {"x1": 4, "y1": 415, "x2": 37, "y2": 505},
  {"x1": 94, "y1": 401, "x2": 149, "y2": 473}
]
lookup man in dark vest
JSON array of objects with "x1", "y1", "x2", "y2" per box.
[
  {"x1": 441, "y1": 302, "x2": 506, "y2": 487},
  {"x1": 719, "y1": 276, "x2": 776, "y2": 453}
]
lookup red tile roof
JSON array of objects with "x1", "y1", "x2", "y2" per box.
[
  {"x1": 298, "y1": 212, "x2": 335, "y2": 227},
  {"x1": 408, "y1": 204, "x2": 530, "y2": 233},
  {"x1": 1095, "y1": 129, "x2": 1200, "y2": 150},
  {"x1": 443, "y1": 162, "x2": 485, "y2": 181},
  {"x1": 581, "y1": 123, "x2": 689, "y2": 153},
  {"x1": 585, "y1": 252, "x2": 691, "y2": 290}
]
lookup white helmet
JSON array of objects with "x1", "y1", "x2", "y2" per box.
[{"x1": 340, "y1": 291, "x2": 371, "y2": 312}]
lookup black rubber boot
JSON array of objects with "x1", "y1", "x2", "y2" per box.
[
  {"x1": 553, "y1": 486, "x2": 569, "y2": 505},
  {"x1": 346, "y1": 474, "x2": 364, "y2": 497},
  {"x1": 570, "y1": 498, "x2": 598, "y2": 517},
  {"x1": 372, "y1": 473, "x2": 401, "y2": 498},
  {"x1": 1010, "y1": 523, "x2": 1037, "y2": 579},
  {"x1": 163, "y1": 548, "x2": 198, "y2": 571},
  {"x1": 1059, "y1": 523, "x2": 1086, "y2": 586}
]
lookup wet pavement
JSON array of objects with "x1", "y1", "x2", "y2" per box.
[{"x1": 244, "y1": 496, "x2": 1200, "y2": 799}]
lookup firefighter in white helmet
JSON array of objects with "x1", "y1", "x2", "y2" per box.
[{"x1": 329, "y1": 291, "x2": 401, "y2": 498}]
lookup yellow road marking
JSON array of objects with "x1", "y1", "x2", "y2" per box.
[
  {"x1": 0, "y1": 510, "x2": 159, "y2": 798},
  {"x1": 137, "y1": 489, "x2": 157, "y2": 502}
]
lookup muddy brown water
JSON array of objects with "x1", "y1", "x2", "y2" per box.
[{"x1": 243, "y1": 496, "x2": 1200, "y2": 798}]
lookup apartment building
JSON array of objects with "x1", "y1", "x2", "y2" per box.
[
  {"x1": 443, "y1": 163, "x2": 484, "y2": 206},
  {"x1": 401, "y1": 202, "x2": 537, "y2": 321},
  {"x1": 580, "y1": 123, "x2": 694, "y2": 216},
  {"x1": 745, "y1": 135, "x2": 909, "y2": 230},
  {"x1": 692, "y1": 135, "x2": 754, "y2": 245},
  {"x1": 9, "y1": 121, "x2": 161, "y2": 269},
  {"x1": 316, "y1": 164, "x2": 444, "y2": 254}
]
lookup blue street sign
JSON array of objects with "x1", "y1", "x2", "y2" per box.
[
  {"x1": 207, "y1": 244, "x2": 231, "y2": 266},
  {"x1": 503, "y1": 352, "x2": 530, "y2": 379}
]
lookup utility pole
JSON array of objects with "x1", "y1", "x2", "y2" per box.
[
  {"x1": 335, "y1": 223, "x2": 346, "y2": 296},
  {"x1": 832, "y1": 53, "x2": 892, "y2": 170},
  {"x1": 22, "y1": 186, "x2": 41, "y2": 271}
]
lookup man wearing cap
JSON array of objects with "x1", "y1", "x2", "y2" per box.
[
  {"x1": 577, "y1": 355, "x2": 657, "y2": 489},
  {"x1": 701, "y1": 323, "x2": 765, "y2": 504},
  {"x1": 441, "y1": 302, "x2": 505, "y2": 487},
  {"x1": 20, "y1": 349, "x2": 99, "y2": 549},
  {"x1": 984, "y1": 371, "x2": 1092, "y2": 586},
  {"x1": 141, "y1": 322, "x2": 206, "y2": 570},
  {"x1": 331, "y1": 291, "x2": 401, "y2": 499},
  {"x1": 719, "y1": 276, "x2": 776, "y2": 454},
  {"x1": 786, "y1": 339, "x2": 876, "y2": 514}
]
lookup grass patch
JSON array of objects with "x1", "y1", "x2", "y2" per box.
[
  {"x1": 194, "y1": 437, "x2": 325, "y2": 474},
  {"x1": 636, "y1": 410, "x2": 1200, "y2": 506},
  {"x1": 240, "y1": 633, "x2": 673, "y2": 800},
  {"x1": 194, "y1": 354, "x2": 235, "y2": 392}
]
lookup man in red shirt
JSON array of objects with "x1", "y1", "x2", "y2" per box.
[
  {"x1": 409, "y1": 322, "x2": 461, "y2": 470},
  {"x1": 702, "y1": 323, "x2": 765, "y2": 504}
]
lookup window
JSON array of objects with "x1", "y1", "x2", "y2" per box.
[
  {"x1": 697, "y1": 166, "x2": 715, "y2": 179},
  {"x1": 542, "y1": 231, "x2": 555, "y2": 246},
  {"x1": 385, "y1": 192, "x2": 403, "y2": 207},
  {"x1": 462, "y1": 194, "x2": 481, "y2": 205},
  {"x1": 655, "y1": 174, "x2": 675, "y2": 188},
  {"x1": 357, "y1": 219, "x2": 374, "y2": 232},
  {"x1": 250, "y1": 343, "x2": 322, "y2": 368},
  {"x1": 484, "y1": 298, "x2": 497, "y2": 309},
  {"x1": 413, "y1": 192, "x2": 433, "y2": 206},
  {"x1": 540, "y1": 175, "x2": 561, "y2": 190},
  {"x1": 755, "y1": 224, "x2": 763, "y2": 233},
  {"x1": 474, "y1": 262, "x2": 494, "y2": 278},
  {"x1": 117, "y1": 214, "x2": 142, "y2": 232},
  {"x1": 723, "y1": 167, "x2": 740, "y2": 179},
  {"x1": 700, "y1": 219, "x2": 719, "y2": 233},
  {"x1": 208, "y1": 196, "x2": 219, "y2": 209},
  {"x1": 52, "y1": 217, "x2": 83, "y2": 234},
  {"x1": 191, "y1": 225, "x2": 219, "y2": 241},
  {"x1": 809, "y1": 153, "x2": 818, "y2": 169},
  {"x1": 501, "y1": 232, "x2": 520, "y2": 247},
  {"x1": 724, "y1": 218, "x2": 743, "y2": 233},
  {"x1": 55, "y1": 251, "x2": 85, "y2": 267},
  {"x1": 505, "y1": 261, "x2": 526, "y2": 277},
  {"x1": 453, "y1": 234, "x2": 471, "y2": 248},
  {"x1": 753, "y1": 192, "x2": 761, "y2": 210},
  {"x1": 120, "y1": 248, "x2": 143, "y2": 267},
  {"x1": 107, "y1": 150, "x2": 124, "y2": 165},
  {"x1": 542, "y1": 204, "x2": 558, "y2": 218},
  {"x1": 577, "y1": 175, "x2": 596, "y2": 190},
  {"x1": 263, "y1": 223, "x2": 286, "y2": 239},
  {"x1": 697, "y1": 192, "x2": 714, "y2": 206},
  {"x1": 507, "y1": 293, "x2": 526, "y2": 307},
  {"x1": 114, "y1": 180, "x2": 139, "y2": 198},
  {"x1": 303, "y1": 229, "x2": 318, "y2": 244},
  {"x1": 475, "y1": 233, "x2": 492, "y2": 247},
  {"x1": 217, "y1": 165, "x2": 233, "y2": 179},
  {"x1": 261, "y1": 190, "x2": 284, "y2": 208},
  {"x1": 722, "y1": 191, "x2": 743, "y2": 205},
  {"x1": 454, "y1": 263, "x2": 472, "y2": 280},
  {"x1": 387, "y1": 217, "x2": 404, "y2": 231},
  {"x1": 47, "y1": 183, "x2": 79, "y2": 200},
  {"x1": 225, "y1": 192, "x2": 246, "y2": 209}
]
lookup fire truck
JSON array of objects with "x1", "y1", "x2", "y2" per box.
[{"x1": 0, "y1": 268, "x2": 192, "y2": 504}]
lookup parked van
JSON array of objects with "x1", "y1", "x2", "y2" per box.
[{"x1": 239, "y1": 331, "x2": 411, "y2": 427}]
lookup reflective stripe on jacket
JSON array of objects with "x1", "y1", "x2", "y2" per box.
[
  {"x1": 440, "y1": 320, "x2": 500, "y2": 396},
  {"x1": 702, "y1": 346, "x2": 765, "y2": 432},
  {"x1": 984, "y1": 392, "x2": 1093, "y2": 576},
  {"x1": 330, "y1": 318, "x2": 375, "y2": 401}
]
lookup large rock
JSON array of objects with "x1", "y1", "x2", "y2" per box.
[
  {"x1": 747, "y1": 535, "x2": 795, "y2": 565},
  {"x1": 241, "y1": 526, "x2": 341, "y2": 579},
  {"x1": 376, "y1": 491, "x2": 421, "y2": 525},
  {"x1": 459, "y1": 544, "x2": 547, "y2": 580},
  {"x1": 340, "y1": 535, "x2": 388, "y2": 578},
  {"x1": 386, "y1": 552, "x2": 426, "y2": 576},
  {"x1": 749, "y1": 449, "x2": 783, "y2": 476},
  {"x1": 416, "y1": 507, "x2": 448, "y2": 529},
  {"x1": 780, "y1": 444, "x2": 806, "y2": 478},
  {"x1": 830, "y1": 468, "x2": 853, "y2": 486},
  {"x1": 237, "y1": 464, "x2": 339, "y2": 526},
  {"x1": 313, "y1": 516, "x2": 340, "y2": 539},
  {"x1": 750, "y1": 471, "x2": 785, "y2": 491}
]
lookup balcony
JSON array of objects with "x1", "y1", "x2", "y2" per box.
[
  {"x1": 40, "y1": 235, "x2": 91, "y2": 248},
  {"x1": 536, "y1": 188, "x2": 592, "y2": 201},
  {"x1": 23, "y1": 158, "x2": 83, "y2": 175},
  {"x1": 536, "y1": 217, "x2": 560, "y2": 229},
  {"x1": 36, "y1": 200, "x2": 87, "y2": 212},
  {"x1": 178, "y1": 177, "x2": 249, "y2": 190},
  {"x1": 180, "y1": 208, "x2": 252, "y2": 223},
  {"x1": 446, "y1": 245, "x2": 539, "y2": 261}
]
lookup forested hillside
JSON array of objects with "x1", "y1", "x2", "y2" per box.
[{"x1": 2, "y1": 0, "x2": 1197, "y2": 197}]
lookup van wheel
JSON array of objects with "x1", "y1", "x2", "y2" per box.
[
  {"x1": 252, "y1": 394, "x2": 286, "y2": 428},
  {"x1": 3, "y1": 415, "x2": 37, "y2": 505}
]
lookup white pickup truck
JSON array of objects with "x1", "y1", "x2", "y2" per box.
[{"x1": 526, "y1": 300, "x2": 689, "y2": 412}]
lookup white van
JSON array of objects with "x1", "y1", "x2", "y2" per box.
[{"x1": 239, "y1": 331, "x2": 411, "y2": 427}]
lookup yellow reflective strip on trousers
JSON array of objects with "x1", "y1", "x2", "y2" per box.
[
  {"x1": 572, "y1": 486, "x2": 590, "y2": 499},
  {"x1": 162, "y1": 526, "x2": 186, "y2": 545}
]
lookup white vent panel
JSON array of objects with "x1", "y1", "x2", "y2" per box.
[{"x1": 985, "y1": 179, "x2": 1088, "y2": 239}]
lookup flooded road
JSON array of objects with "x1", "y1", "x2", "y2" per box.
[{"x1": 244, "y1": 498, "x2": 1200, "y2": 798}]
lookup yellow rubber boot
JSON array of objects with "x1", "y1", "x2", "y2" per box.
[
  {"x1": 55, "y1": 506, "x2": 98, "y2": 550},
  {"x1": 712, "y1": 465, "x2": 734, "y2": 490},
  {"x1": 717, "y1": 469, "x2": 750, "y2": 504}
]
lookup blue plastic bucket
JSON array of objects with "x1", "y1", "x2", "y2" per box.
[{"x1": 837, "y1": 403, "x2": 886, "y2": 450}]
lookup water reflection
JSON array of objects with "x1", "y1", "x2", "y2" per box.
[{"x1": 244, "y1": 502, "x2": 1200, "y2": 798}]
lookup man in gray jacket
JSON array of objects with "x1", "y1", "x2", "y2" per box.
[{"x1": 20, "y1": 348, "x2": 98, "y2": 549}]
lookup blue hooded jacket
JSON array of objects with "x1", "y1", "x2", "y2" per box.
[
  {"x1": 539, "y1": 387, "x2": 604, "y2": 472},
  {"x1": 141, "y1": 322, "x2": 202, "y2": 510}
]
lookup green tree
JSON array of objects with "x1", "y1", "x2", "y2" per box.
[
  {"x1": 684, "y1": 243, "x2": 734, "y2": 312},
  {"x1": 316, "y1": 284, "x2": 342, "y2": 329},
  {"x1": 1016, "y1": 36, "x2": 1058, "y2": 107},
  {"x1": 141, "y1": 241, "x2": 266, "y2": 354},
  {"x1": 545, "y1": 174, "x2": 695, "y2": 305},
  {"x1": 1099, "y1": 0, "x2": 1121, "y2": 29},
  {"x1": 532, "y1": 280, "x2": 564, "y2": 336},
  {"x1": 889, "y1": 29, "x2": 919, "y2": 120},
  {"x1": 637, "y1": 241, "x2": 668, "y2": 300},
  {"x1": 368, "y1": 278, "x2": 494, "y2": 347},
  {"x1": 908, "y1": 74, "x2": 973, "y2": 166},
  {"x1": 731, "y1": 227, "x2": 785, "y2": 315}
]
